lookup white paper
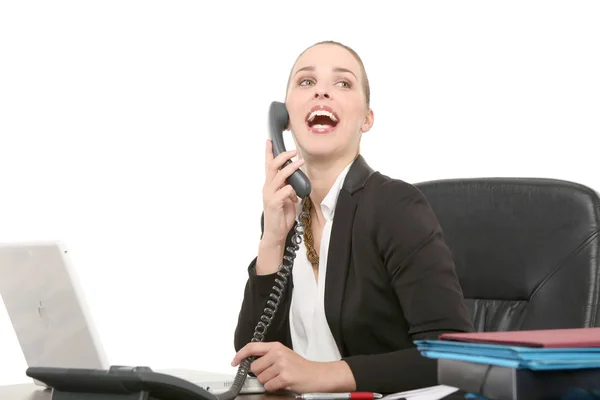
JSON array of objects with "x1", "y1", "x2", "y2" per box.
[{"x1": 382, "y1": 385, "x2": 459, "y2": 400}]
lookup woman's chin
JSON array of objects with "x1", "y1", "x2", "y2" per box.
[
  {"x1": 295, "y1": 130, "x2": 354, "y2": 161},
  {"x1": 301, "y1": 145, "x2": 342, "y2": 161}
]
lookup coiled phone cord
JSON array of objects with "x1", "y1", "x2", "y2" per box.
[{"x1": 216, "y1": 198, "x2": 309, "y2": 400}]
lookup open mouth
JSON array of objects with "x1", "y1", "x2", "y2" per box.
[{"x1": 305, "y1": 106, "x2": 339, "y2": 133}]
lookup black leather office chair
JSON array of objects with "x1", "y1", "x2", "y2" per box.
[{"x1": 415, "y1": 177, "x2": 600, "y2": 332}]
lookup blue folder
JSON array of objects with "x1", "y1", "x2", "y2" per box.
[{"x1": 414, "y1": 339, "x2": 600, "y2": 370}]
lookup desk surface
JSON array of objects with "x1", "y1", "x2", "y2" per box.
[
  {"x1": 0, "y1": 383, "x2": 466, "y2": 400},
  {"x1": 0, "y1": 384, "x2": 467, "y2": 400},
  {"x1": 0, "y1": 383, "x2": 288, "y2": 400}
]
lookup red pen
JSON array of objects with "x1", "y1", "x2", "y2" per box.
[{"x1": 295, "y1": 393, "x2": 385, "y2": 400}]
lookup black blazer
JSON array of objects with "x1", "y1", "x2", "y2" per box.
[{"x1": 234, "y1": 155, "x2": 473, "y2": 394}]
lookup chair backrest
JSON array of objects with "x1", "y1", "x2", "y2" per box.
[{"x1": 415, "y1": 177, "x2": 600, "y2": 332}]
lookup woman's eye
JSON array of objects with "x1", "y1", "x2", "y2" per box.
[
  {"x1": 337, "y1": 81, "x2": 351, "y2": 88},
  {"x1": 299, "y1": 79, "x2": 314, "y2": 86}
]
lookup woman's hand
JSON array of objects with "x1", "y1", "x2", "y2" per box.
[
  {"x1": 261, "y1": 140, "x2": 305, "y2": 247},
  {"x1": 231, "y1": 342, "x2": 356, "y2": 394}
]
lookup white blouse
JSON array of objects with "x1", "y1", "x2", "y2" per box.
[{"x1": 288, "y1": 161, "x2": 354, "y2": 362}]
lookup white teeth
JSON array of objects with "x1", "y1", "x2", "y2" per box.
[{"x1": 307, "y1": 109, "x2": 338, "y2": 122}]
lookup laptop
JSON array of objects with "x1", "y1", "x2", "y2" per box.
[{"x1": 0, "y1": 241, "x2": 265, "y2": 395}]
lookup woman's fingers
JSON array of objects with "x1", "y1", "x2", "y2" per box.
[
  {"x1": 264, "y1": 140, "x2": 274, "y2": 170},
  {"x1": 255, "y1": 364, "x2": 280, "y2": 386},
  {"x1": 265, "y1": 148, "x2": 298, "y2": 183},
  {"x1": 271, "y1": 159, "x2": 305, "y2": 190},
  {"x1": 265, "y1": 185, "x2": 297, "y2": 210},
  {"x1": 249, "y1": 351, "x2": 277, "y2": 377}
]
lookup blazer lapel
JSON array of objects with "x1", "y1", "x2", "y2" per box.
[
  {"x1": 324, "y1": 155, "x2": 375, "y2": 356},
  {"x1": 324, "y1": 188, "x2": 357, "y2": 356}
]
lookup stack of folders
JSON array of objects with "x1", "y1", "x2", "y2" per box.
[{"x1": 414, "y1": 327, "x2": 600, "y2": 400}]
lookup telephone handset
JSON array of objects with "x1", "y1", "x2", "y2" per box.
[
  {"x1": 24, "y1": 102, "x2": 312, "y2": 400},
  {"x1": 268, "y1": 101, "x2": 311, "y2": 199}
]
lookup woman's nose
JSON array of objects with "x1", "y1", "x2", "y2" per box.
[
  {"x1": 315, "y1": 90, "x2": 329, "y2": 99},
  {"x1": 313, "y1": 89, "x2": 330, "y2": 99}
]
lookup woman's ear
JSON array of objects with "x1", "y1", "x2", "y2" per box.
[{"x1": 360, "y1": 109, "x2": 375, "y2": 133}]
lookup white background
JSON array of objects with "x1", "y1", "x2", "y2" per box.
[{"x1": 1, "y1": 0, "x2": 599, "y2": 387}]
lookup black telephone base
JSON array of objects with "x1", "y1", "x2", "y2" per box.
[
  {"x1": 26, "y1": 365, "x2": 218, "y2": 400},
  {"x1": 50, "y1": 390, "x2": 148, "y2": 400}
]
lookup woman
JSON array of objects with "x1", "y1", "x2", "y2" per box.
[{"x1": 231, "y1": 41, "x2": 473, "y2": 395}]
